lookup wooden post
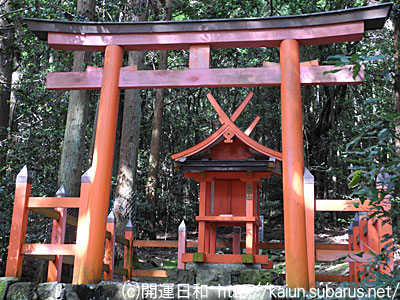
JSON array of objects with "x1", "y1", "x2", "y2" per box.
[
  {"x1": 103, "y1": 211, "x2": 116, "y2": 280},
  {"x1": 348, "y1": 223, "x2": 354, "y2": 282},
  {"x1": 358, "y1": 211, "x2": 368, "y2": 279},
  {"x1": 189, "y1": 45, "x2": 210, "y2": 69},
  {"x1": 73, "y1": 167, "x2": 93, "y2": 284},
  {"x1": 304, "y1": 168, "x2": 315, "y2": 288},
  {"x1": 197, "y1": 181, "x2": 207, "y2": 254},
  {"x1": 352, "y1": 213, "x2": 361, "y2": 282},
  {"x1": 5, "y1": 166, "x2": 32, "y2": 278},
  {"x1": 245, "y1": 182, "x2": 254, "y2": 254},
  {"x1": 124, "y1": 220, "x2": 134, "y2": 281},
  {"x1": 177, "y1": 220, "x2": 186, "y2": 270},
  {"x1": 47, "y1": 185, "x2": 67, "y2": 282},
  {"x1": 73, "y1": 45, "x2": 123, "y2": 284},
  {"x1": 232, "y1": 226, "x2": 241, "y2": 254},
  {"x1": 280, "y1": 39, "x2": 309, "y2": 289}
]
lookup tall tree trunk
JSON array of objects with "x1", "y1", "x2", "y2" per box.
[
  {"x1": 145, "y1": 0, "x2": 172, "y2": 235},
  {"x1": 145, "y1": 50, "x2": 168, "y2": 234},
  {"x1": 394, "y1": 7, "x2": 400, "y2": 156},
  {"x1": 0, "y1": 1, "x2": 14, "y2": 177},
  {"x1": 114, "y1": 1, "x2": 148, "y2": 258},
  {"x1": 51, "y1": 0, "x2": 95, "y2": 282},
  {"x1": 58, "y1": 0, "x2": 95, "y2": 196},
  {"x1": 114, "y1": 50, "x2": 145, "y2": 238}
]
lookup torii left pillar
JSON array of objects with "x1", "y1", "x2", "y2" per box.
[
  {"x1": 73, "y1": 45, "x2": 123, "y2": 284},
  {"x1": 280, "y1": 39, "x2": 309, "y2": 289}
]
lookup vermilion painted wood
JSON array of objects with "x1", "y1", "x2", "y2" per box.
[
  {"x1": 245, "y1": 222, "x2": 254, "y2": 255},
  {"x1": 316, "y1": 249, "x2": 373, "y2": 263},
  {"x1": 5, "y1": 174, "x2": 31, "y2": 278},
  {"x1": 197, "y1": 182, "x2": 207, "y2": 253},
  {"x1": 46, "y1": 21, "x2": 364, "y2": 51},
  {"x1": 28, "y1": 197, "x2": 80, "y2": 208},
  {"x1": 189, "y1": 45, "x2": 210, "y2": 69},
  {"x1": 47, "y1": 206, "x2": 67, "y2": 282},
  {"x1": 304, "y1": 169, "x2": 315, "y2": 288},
  {"x1": 352, "y1": 218, "x2": 361, "y2": 282},
  {"x1": 131, "y1": 270, "x2": 168, "y2": 278},
  {"x1": 122, "y1": 239, "x2": 348, "y2": 251},
  {"x1": 315, "y1": 199, "x2": 374, "y2": 211},
  {"x1": 75, "y1": 45, "x2": 123, "y2": 285},
  {"x1": 21, "y1": 244, "x2": 75, "y2": 256},
  {"x1": 348, "y1": 230, "x2": 354, "y2": 281},
  {"x1": 244, "y1": 116, "x2": 260, "y2": 136},
  {"x1": 196, "y1": 216, "x2": 260, "y2": 224},
  {"x1": 280, "y1": 39, "x2": 309, "y2": 289},
  {"x1": 103, "y1": 217, "x2": 116, "y2": 280},
  {"x1": 177, "y1": 222, "x2": 186, "y2": 269},
  {"x1": 123, "y1": 230, "x2": 133, "y2": 281},
  {"x1": 205, "y1": 93, "x2": 283, "y2": 160},
  {"x1": 358, "y1": 213, "x2": 369, "y2": 281},
  {"x1": 72, "y1": 170, "x2": 92, "y2": 284},
  {"x1": 46, "y1": 65, "x2": 363, "y2": 90}
]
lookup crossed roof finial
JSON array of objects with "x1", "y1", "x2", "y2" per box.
[{"x1": 171, "y1": 92, "x2": 282, "y2": 161}]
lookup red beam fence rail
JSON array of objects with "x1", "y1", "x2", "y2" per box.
[
  {"x1": 5, "y1": 166, "x2": 135, "y2": 282},
  {"x1": 309, "y1": 168, "x2": 393, "y2": 284},
  {"x1": 5, "y1": 166, "x2": 393, "y2": 283}
]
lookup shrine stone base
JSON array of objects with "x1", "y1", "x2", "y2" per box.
[{"x1": 1, "y1": 269, "x2": 284, "y2": 300}]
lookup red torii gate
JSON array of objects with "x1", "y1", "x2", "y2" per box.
[{"x1": 6, "y1": 3, "x2": 392, "y2": 288}]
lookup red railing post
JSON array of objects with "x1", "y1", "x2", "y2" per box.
[
  {"x1": 304, "y1": 168, "x2": 315, "y2": 288},
  {"x1": 352, "y1": 213, "x2": 361, "y2": 282},
  {"x1": 103, "y1": 211, "x2": 116, "y2": 281},
  {"x1": 348, "y1": 223, "x2": 355, "y2": 282},
  {"x1": 124, "y1": 220, "x2": 134, "y2": 281},
  {"x1": 73, "y1": 166, "x2": 93, "y2": 284},
  {"x1": 358, "y1": 211, "x2": 368, "y2": 279},
  {"x1": 6, "y1": 166, "x2": 32, "y2": 278},
  {"x1": 178, "y1": 220, "x2": 187, "y2": 269},
  {"x1": 47, "y1": 185, "x2": 67, "y2": 282}
]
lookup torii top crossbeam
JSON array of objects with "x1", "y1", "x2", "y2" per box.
[
  {"x1": 21, "y1": 2, "x2": 392, "y2": 289},
  {"x1": 26, "y1": 2, "x2": 390, "y2": 51}
]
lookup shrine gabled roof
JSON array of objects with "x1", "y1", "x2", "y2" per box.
[
  {"x1": 171, "y1": 92, "x2": 282, "y2": 163},
  {"x1": 25, "y1": 2, "x2": 392, "y2": 41}
]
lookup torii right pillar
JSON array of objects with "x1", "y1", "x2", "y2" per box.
[{"x1": 280, "y1": 39, "x2": 309, "y2": 289}]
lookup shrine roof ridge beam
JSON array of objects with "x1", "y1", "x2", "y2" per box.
[
  {"x1": 25, "y1": 2, "x2": 391, "y2": 43},
  {"x1": 46, "y1": 65, "x2": 363, "y2": 90}
]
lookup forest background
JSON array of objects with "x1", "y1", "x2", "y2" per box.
[{"x1": 0, "y1": 0, "x2": 399, "y2": 286}]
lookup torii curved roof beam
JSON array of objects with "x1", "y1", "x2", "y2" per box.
[{"x1": 24, "y1": 3, "x2": 392, "y2": 51}]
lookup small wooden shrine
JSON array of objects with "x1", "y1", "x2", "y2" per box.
[{"x1": 172, "y1": 92, "x2": 282, "y2": 266}]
